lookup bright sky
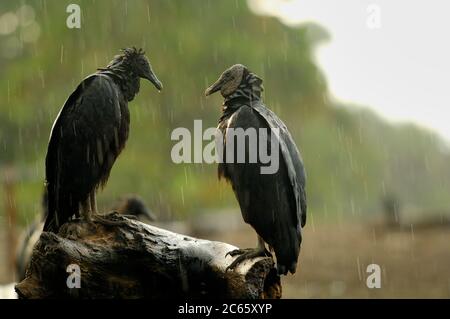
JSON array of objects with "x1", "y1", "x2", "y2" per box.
[{"x1": 248, "y1": 0, "x2": 450, "y2": 140}]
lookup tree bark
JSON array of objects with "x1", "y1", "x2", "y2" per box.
[{"x1": 15, "y1": 212, "x2": 281, "y2": 299}]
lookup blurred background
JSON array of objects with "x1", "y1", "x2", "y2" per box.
[{"x1": 0, "y1": 0, "x2": 449, "y2": 298}]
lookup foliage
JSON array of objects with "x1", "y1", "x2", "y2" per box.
[{"x1": 1, "y1": 0, "x2": 449, "y2": 224}]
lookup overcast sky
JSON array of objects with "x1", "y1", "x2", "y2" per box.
[{"x1": 248, "y1": 0, "x2": 450, "y2": 141}]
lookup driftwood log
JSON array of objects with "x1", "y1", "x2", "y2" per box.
[{"x1": 15, "y1": 212, "x2": 281, "y2": 299}]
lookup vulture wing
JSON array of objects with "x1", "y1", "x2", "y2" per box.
[
  {"x1": 44, "y1": 74, "x2": 124, "y2": 232},
  {"x1": 252, "y1": 102, "x2": 307, "y2": 227}
]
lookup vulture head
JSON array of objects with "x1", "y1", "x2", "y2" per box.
[
  {"x1": 105, "y1": 47, "x2": 163, "y2": 91},
  {"x1": 205, "y1": 64, "x2": 245, "y2": 97},
  {"x1": 114, "y1": 194, "x2": 156, "y2": 222},
  {"x1": 205, "y1": 64, "x2": 263, "y2": 98}
]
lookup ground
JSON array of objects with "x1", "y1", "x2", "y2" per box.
[{"x1": 209, "y1": 222, "x2": 450, "y2": 298}]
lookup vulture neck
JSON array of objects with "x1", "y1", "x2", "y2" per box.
[
  {"x1": 221, "y1": 72, "x2": 263, "y2": 118},
  {"x1": 98, "y1": 67, "x2": 140, "y2": 102}
]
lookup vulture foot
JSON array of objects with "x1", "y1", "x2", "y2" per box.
[{"x1": 225, "y1": 247, "x2": 271, "y2": 271}]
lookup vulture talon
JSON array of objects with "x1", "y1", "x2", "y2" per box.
[
  {"x1": 264, "y1": 248, "x2": 273, "y2": 258},
  {"x1": 225, "y1": 248, "x2": 252, "y2": 258},
  {"x1": 226, "y1": 247, "x2": 268, "y2": 271}
]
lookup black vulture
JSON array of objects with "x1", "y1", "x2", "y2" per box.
[
  {"x1": 43, "y1": 47, "x2": 162, "y2": 232},
  {"x1": 205, "y1": 64, "x2": 307, "y2": 275},
  {"x1": 112, "y1": 194, "x2": 157, "y2": 222},
  {"x1": 16, "y1": 193, "x2": 155, "y2": 280}
]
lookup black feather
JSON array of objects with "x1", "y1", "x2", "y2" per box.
[
  {"x1": 216, "y1": 67, "x2": 307, "y2": 275},
  {"x1": 43, "y1": 74, "x2": 129, "y2": 232},
  {"x1": 43, "y1": 48, "x2": 160, "y2": 233}
]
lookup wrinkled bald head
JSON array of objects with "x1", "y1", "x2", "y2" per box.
[
  {"x1": 106, "y1": 47, "x2": 163, "y2": 90},
  {"x1": 205, "y1": 64, "x2": 246, "y2": 97}
]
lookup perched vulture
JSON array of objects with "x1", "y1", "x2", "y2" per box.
[
  {"x1": 16, "y1": 193, "x2": 155, "y2": 280},
  {"x1": 43, "y1": 47, "x2": 162, "y2": 232},
  {"x1": 205, "y1": 64, "x2": 307, "y2": 275},
  {"x1": 111, "y1": 194, "x2": 156, "y2": 222}
]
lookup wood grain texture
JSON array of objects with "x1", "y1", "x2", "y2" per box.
[{"x1": 15, "y1": 212, "x2": 281, "y2": 299}]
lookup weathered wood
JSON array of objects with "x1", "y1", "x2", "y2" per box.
[{"x1": 15, "y1": 212, "x2": 281, "y2": 299}]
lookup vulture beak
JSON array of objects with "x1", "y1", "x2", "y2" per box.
[
  {"x1": 144, "y1": 70, "x2": 163, "y2": 91},
  {"x1": 205, "y1": 76, "x2": 226, "y2": 96}
]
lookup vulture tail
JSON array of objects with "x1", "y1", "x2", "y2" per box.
[
  {"x1": 43, "y1": 183, "x2": 78, "y2": 233},
  {"x1": 43, "y1": 183, "x2": 58, "y2": 232},
  {"x1": 275, "y1": 226, "x2": 302, "y2": 275}
]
